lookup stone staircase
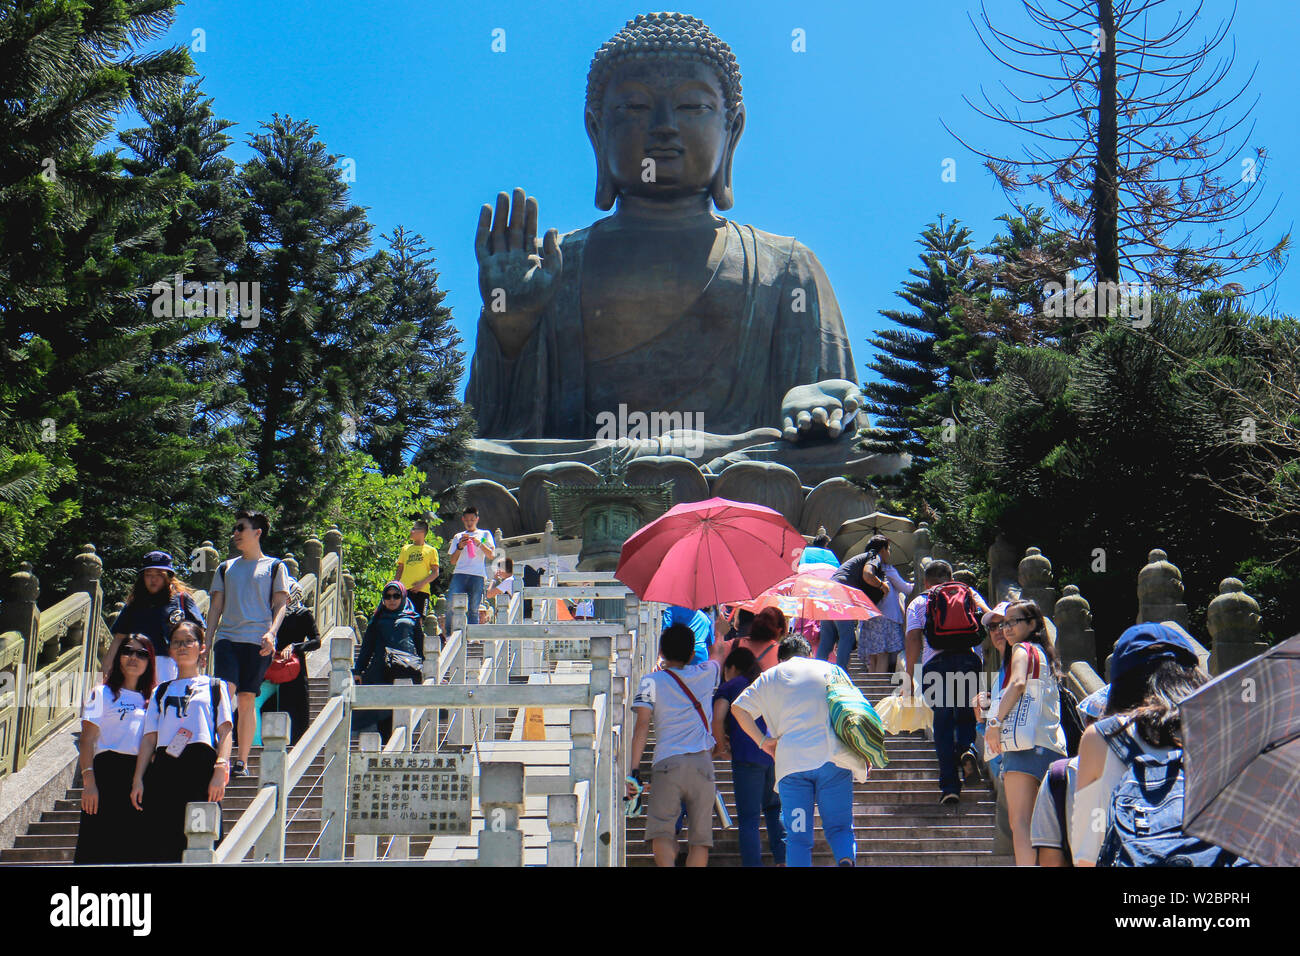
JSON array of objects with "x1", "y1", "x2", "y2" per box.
[{"x1": 627, "y1": 662, "x2": 1014, "y2": 866}]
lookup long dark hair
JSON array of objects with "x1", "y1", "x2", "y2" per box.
[
  {"x1": 1106, "y1": 658, "x2": 1207, "y2": 748},
  {"x1": 125, "y1": 570, "x2": 194, "y2": 608},
  {"x1": 1002, "y1": 600, "x2": 1060, "y2": 679},
  {"x1": 107, "y1": 634, "x2": 156, "y2": 701}
]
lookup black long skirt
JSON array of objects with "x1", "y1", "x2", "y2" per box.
[
  {"x1": 74, "y1": 751, "x2": 149, "y2": 864},
  {"x1": 142, "y1": 743, "x2": 219, "y2": 863}
]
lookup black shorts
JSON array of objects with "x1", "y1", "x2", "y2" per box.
[{"x1": 214, "y1": 640, "x2": 272, "y2": 694}]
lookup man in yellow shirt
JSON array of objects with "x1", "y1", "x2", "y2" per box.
[{"x1": 396, "y1": 519, "x2": 439, "y2": 655}]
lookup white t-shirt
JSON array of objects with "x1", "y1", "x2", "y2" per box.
[
  {"x1": 632, "y1": 660, "x2": 721, "y2": 765},
  {"x1": 144, "y1": 676, "x2": 233, "y2": 752},
  {"x1": 732, "y1": 656, "x2": 869, "y2": 783},
  {"x1": 448, "y1": 530, "x2": 495, "y2": 579},
  {"x1": 905, "y1": 587, "x2": 989, "y2": 665},
  {"x1": 211, "y1": 556, "x2": 289, "y2": 645},
  {"x1": 83, "y1": 686, "x2": 147, "y2": 756}
]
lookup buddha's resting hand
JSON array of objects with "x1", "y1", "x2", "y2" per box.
[
  {"x1": 780, "y1": 379, "x2": 863, "y2": 442},
  {"x1": 475, "y1": 188, "x2": 562, "y2": 355}
]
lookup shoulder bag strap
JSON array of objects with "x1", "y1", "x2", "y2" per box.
[
  {"x1": 756, "y1": 641, "x2": 777, "y2": 663},
  {"x1": 662, "y1": 668, "x2": 710, "y2": 732}
]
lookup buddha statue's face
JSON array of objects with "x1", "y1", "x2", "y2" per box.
[{"x1": 589, "y1": 58, "x2": 737, "y2": 204}]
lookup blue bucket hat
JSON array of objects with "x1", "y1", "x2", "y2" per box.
[{"x1": 1111, "y1": 623, "x2": 1199, "y2": 685}]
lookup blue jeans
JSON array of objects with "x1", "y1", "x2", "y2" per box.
[
  {"x1": 923, "y1": 651, "x2": 981, "y2": 796},
  {"x1": 733, "y1": 760, "x2": 786, "y2": 866},
  {"x1": 445, "y1": 573, "x2": 485, "y2": 637},
  {"x1": 817, "y1": 620, "x2": 857, "y2": 669},
  {"x1": 777, "y1": 761, "x2": 856, "y2": 867}
]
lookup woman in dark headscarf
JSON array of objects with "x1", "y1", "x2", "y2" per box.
[{"x1": 355, "y1": 581, "x2": 421, "y2": 741}]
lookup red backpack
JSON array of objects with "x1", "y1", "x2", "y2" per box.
[{"x1": 923, "y1": 582, "x2": 983, "y2": 652}]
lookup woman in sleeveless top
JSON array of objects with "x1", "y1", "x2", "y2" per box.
[
  {"x1": 717, "y1": 607, "x2": 785, "y2": 673},
  {"x1": 983, "y1": 600, "x2": 1066, "y2": 866}
]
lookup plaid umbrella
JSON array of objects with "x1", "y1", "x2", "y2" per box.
[{"x1": 1181, "y1": 632, "x2": 1300, "y2": 867}]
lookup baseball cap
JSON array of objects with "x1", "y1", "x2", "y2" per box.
[
  {"x1": 142, "y1": 551, "x2": 175, "y2": 573},
  {"x1": 1110, "y1": 623, "x2": 1200, "y2": 684},
  {"x1": 981, "y1": 601, "x2": 1011, "y2": 626}
]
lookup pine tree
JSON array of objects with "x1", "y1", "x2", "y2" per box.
[
  {"x1": 0, "y1": 0, "x2": 193, "y2": 580},
  {"x1": 232, "y1": 115, "x2": 391, "y2": 543},
  {"x1": 359, "y1": 227, "x2": 473, "y2": 489},
  {"x1": 858, "y1": 219, "x2": 980, "y2": 503}
]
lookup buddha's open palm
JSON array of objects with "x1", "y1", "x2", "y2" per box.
[
  {"x1": 475, "y1": 188, "x2": 562, "y2": 316},
  {"x1": 780, "y1": 379, "x2": 864, "y2": 442}
]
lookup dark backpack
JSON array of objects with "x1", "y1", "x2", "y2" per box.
[
  {"x1": 1095, "y1": 716, "x2": 1255, "y2": 868},
  {"x1": 1057, "y1": 680, "x2": 1085, "y2": 757},
  {"x1": 923, "y1": 582, "x2": 983, "y2": 652}
]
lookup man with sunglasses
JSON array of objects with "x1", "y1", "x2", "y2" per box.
[{"x1": 206, "y1": 509, "x2": 289, "y2": 778}]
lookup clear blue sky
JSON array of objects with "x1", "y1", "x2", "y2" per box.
[{"x1": 124, "y1": 0, "x2": 1298, "y2": 394}]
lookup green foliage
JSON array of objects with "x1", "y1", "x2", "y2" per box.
[{"x1": 324, "y1": 451, "x2": 437, "y2": 616}]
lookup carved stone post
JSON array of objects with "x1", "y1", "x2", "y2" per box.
[
  {"x1": 182, "y1": 802, "x2": 220, "y2": 863},
  {"x1": 353, "y1": 732, "x2": 381, "y2": 861},
  {"x1": 189, "y1": 540, "x2": 221, "y2": 592},
  {"x1": 911, "y1": 521, "x2": 933, "y2": 571},
  {"x1": 569, "y1": 707, "x2": 597, "y2": 865},
  {"x1": 1053, "y1": 585, "x2": 1097, "y2": 670},
  {"x1": 282, "y1": 552, "x2": 300, "y2": 581},
  {"x1": 478, "y1": 762, "x2": 526, "y2": 866},
  {"x1": 1137, "y1": 548, "x2": 1190, "y2": 629},
  {"x1": 1207, "y1": 578, "x2": 1266, "y2": 675},
  {"x1": 1018, "y1": 547, "x2": 1057, "y2": 621},
  {"x1": 324, "y1": 526, "x2": 344, "y2": 627},
  {"x1": 547, "y1": 792, "x2": 579, "y2": 866},
  {"x1": 952, "y1": 564, "x2": 977, "y2": 587},
  {"x1": 301, "y1": 536, "x2": 323, "y2": 583},
  {"x1": 254, "y1": 711, "x2": 290, "y2": 862},
  {"x1": 70, "y1": 544, "x2": 105, "y2": 682},
  {"x1": 320, "y1": 637, "x2": 354, "y2": 861},
  {"x1": 988, "y1": 533, "x2": 1020, "y2": 605},
  {"x1": 544, "y1": 519, "x2": 558, "y2": 583}
]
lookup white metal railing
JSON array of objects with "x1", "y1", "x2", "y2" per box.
[{"x1": 183, "y1": 548, "x2": 665, "y2": 866}]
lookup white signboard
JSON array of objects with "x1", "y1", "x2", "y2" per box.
[{"x1": 348, "y1": 752, "x2": 471, "y2": 835}]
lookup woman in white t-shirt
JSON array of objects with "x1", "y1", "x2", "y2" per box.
[
  {"x1": 131, "y1": 620, "x2": 234, "y2": 863},
  {"x1": 76, "y1": 634, "x2": 155, "y2": 864},
  {"x1": 982, "y1": 600, "x2": 1066, "y2": 866}
]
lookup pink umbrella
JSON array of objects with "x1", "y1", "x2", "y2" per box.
[
  {"x1": 738, "y1": 571, "x2": 883, "y2": 622},
  {"x1": 615, "y1": 497, "x2": 804, "y2": 609}
]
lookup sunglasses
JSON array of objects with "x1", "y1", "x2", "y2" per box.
[
  {"x1": 383, "y1": 592, "x2": 402, "y2": 601},
  {"x1": 119, "y1": 647, "x2": 151, "y2": 660},
  {"x1": 232, "y1": 524, "x2": 250, "y2": 533}
]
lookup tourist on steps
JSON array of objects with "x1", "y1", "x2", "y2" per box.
[
  {"x1": 981, "y1": 600, "x2": 1067, "y2": 866},
  {"x1": 856, "y1": 537, "x2": 913, "y2": 675},
  {"x1": 76, "y1": 634, "x2": 155, "y2": 864},
  {"x1": 395, "y1": 518, "x2": 439, "y2": 656},
  {"x1": 256, "y1": 577, "x2": 321, "y2": 745},
  {"x1": 731, "y1": 635, "x2": 868, "y2": 867},
  {"x1": 445, "y1": 506, "x2": 495, "y2": 639},
  {"x1": 713, "y1": 646, "x2": 787, "y2": 866},
  {"x1": 818, "y1": 536, "x2": 889, "y2": 669},
  {"x1": 627, "y1": 623, "x2": 721, "y2": 867},
  {"x1": 714, "y1": 607, "x2": 785, "y2": 673},
  {"x1": 355, "y1": 581, "x2": 422, "y2": 742},
  {"x1": 207, "y1": 509, "x2": 290, "y2": 779},
  {"x1": 103, "y1": 550, "x2": 205, "y2": 685},
  {"x1": 131, "y1": 620, "x2": 233, "y2": 863},
  {"x1": 904, "y1": 560, "x2": 991, "y2": 805}
]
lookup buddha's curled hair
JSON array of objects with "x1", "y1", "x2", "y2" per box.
[{"x1": 586, "y1": 12, "x2": 743, "y2": 121}]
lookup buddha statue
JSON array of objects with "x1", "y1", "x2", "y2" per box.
[{"x1": 463, "y1": 12, "x2": 903, "y2": 504}]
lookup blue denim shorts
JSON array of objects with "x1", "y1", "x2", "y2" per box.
[{"x1": 1000, "y1": 744, "x2": 1062, "y2": 780}]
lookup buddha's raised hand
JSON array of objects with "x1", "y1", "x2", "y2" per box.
[
  {"x1": 780, "y1": 379, "x2": 864, "y2": 442},
  {"x1": 475, "y1": 188, "x2": 562, "y2": 354}
]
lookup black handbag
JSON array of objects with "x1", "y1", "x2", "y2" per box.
[{"x1": 383, "y1": 648, "x2": 424, "y2": 682}]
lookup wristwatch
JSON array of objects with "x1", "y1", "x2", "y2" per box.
[{"x1": 986, "y1": 717, "x2": 1001, "y2": 729}]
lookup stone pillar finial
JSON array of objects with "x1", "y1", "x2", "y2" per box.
[
  {"x1": 302, "y1": 536, "x2": 324, "y2": 580},
  {"x1": 987, "y1": 533, "x2": 1019, "y2": 604},
  {"x1": 324, "y1": 525, "x2": 343, "y2": 553},
  {"x1": 1207, "y1": 577, "x2": 1265, "y2": 675},
  {"x1": 72, "y1": 544, "x2": 103, "y2": 582},
  {"x1": 1054, "y1": 584, "x2": 1097, "y2": 669},
  {"x1": 1136, "y1": 547, "x2": 1189, "y2": 628},
  {"x1": 912, "y1": 521, "x2": 933, "y2": 570},
  {"x1": 1018, "y1": 546, "x2": 1057, "y2": 621},
  {"x1": 282, "y1": 552, "x2": 300, "y2": 579},
  {"x1": 189, "y1": 540, "x2": 221, "y2": 591}
]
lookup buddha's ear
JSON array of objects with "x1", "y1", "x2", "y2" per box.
[
  {"x1": 586, "y1": 108, "x2": 617, "y2": 211},
  {"x1": 711, "y1": 104, "x2": 746, "y2": 211}
]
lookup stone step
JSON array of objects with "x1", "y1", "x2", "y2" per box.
[{"x1": 627, "y1": 850, "x2": 1014, "y2": 866}]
